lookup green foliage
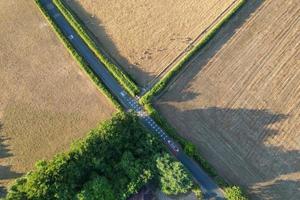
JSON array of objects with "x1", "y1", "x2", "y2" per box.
[
  {"x1": 144, "y1": 103, "x2": 218, "y2": 176},
  {"x1": 142, "y1": 102, "x2": 248, "y2": 199},
  {"x1": 225, "y1": 186, "x2": 248, "y2": 200},
  {"x1": 5, "y1": 113, "x2": 194, "y2": 200},
  {"x1": 76, "y1": 177, "x2": 115, "y2": 200},
  {"x1": 138, "y1": 1, "x2": 248, "y2": 199},
  {"x1": 34, "y1": 0, "x2": 122, "y2": 110},
  {"x1": 53, "y1": 0, "x2": 140, "y2": 96},
  {"x1": 156, "y1": 153, "x2": 193, "y2": 195},
  {"x1": 5, "y1": 113, "x2": 158, "y2": 199},
  {"x1": 192, "y1": 186, "x2": 203, "y2": 200},
  {"x1": 140, "y1": 0, "x2": 246, "y2": 105}
]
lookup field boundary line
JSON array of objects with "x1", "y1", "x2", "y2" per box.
[
  {"x1": 145, "y1": 0, "x2": 243, "y2": 91},
  {"x1": 52, "y1": 0, "x2": 140, "y2": 97},
  {"x1": 36, "y1": 0, "x2": 248, "y2": 198},
  {"x1": 140, "y1": 0, "x2": 246, "y2": 103},
  {"x1": 35, "y1": 0, "x2": 122, "y2": 110},
  {"x1": 139, "y1": 0, "x2": 249, "y2": 199}
]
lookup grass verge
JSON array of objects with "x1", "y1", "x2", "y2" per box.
[
  {"x1": 35, "y1": 0, "x2": 122, "y2": 110},
  {"x1": 140, "y1": 0, "x2": 249, "y2": 199},
  {"x1": 140, "y1": 0, "x2": 246, "y2": 105},
  {"x1": 53, "y1": 0, "x2": 140, "y2": 97}
]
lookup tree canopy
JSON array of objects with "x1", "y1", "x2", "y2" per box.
[
  {"x1": 156, "y1": 153, "x2": 193, "y2": 195},
  {"x1": 5, "y1": 112, "x2": 193, "y2": 199}
]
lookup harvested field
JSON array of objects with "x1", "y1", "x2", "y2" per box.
[
  {"x1": 156, "y1": 0, "x2": 300, "y2": 199},
  {"x1": 64, "y1": 0, "x2": 238, "y2": 87},
  {"x1": 0, "y1": 0, "x2": 115, "y2": 196}
]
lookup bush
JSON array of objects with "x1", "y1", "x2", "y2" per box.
[
  {"x1": 76, "y1": 177, "x2": 115, "y2": 200},
  {"x1": 225, "y1": 186, "x2": 248, "y2": 200},
  {"x1": 192, "y1": 186, "x2": 203, "y2": 200},
  {"x1": 156, "y1": 153, "x2": 193, "y2": 195}
]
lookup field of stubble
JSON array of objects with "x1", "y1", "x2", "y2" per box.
[
  {"x1": 156, "y1": 0, "x2": 300, "y2": 199},
  {"x1": 64, "y1": 0, "x2": 238, "y2": 87},
  {"x1": 0, "y1": 0, "x2": 115, "y2": 196}
]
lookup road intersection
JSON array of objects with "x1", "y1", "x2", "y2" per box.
[{"x1": 41, "y1": 0, "x2": 225, "y2": 199}]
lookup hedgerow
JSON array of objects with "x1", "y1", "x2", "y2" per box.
[
  {"x1": 34, "y1": 0, "x2": 247, "y2": 199},
  {"x1": 143, "y1": 91, "x2": 248, "y2": 200},
  {"x1": 139, "y1": 1, "x2": 249, "y2": 199},
  {"x1": 35, "y1": 0, "x2": 122, "y2": 110},
  {"x1": 140, "y1": 0, "x2": 246, "y2": 105},
  {"x1": 53, "y1": 0, "x2": 140, "y2": 96}
]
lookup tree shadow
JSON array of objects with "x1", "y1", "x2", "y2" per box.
[
  {"x1": 0, "y1": 121, "x2": 23, "y2": 198},
  {"x1": 155, "y1": 104, "x2": 299, "y2": 199},
  {"x1": 253, "y1": 178, "x2": 300, "y2": 200},
  {"x1": 63, "y1": 0, "x2": 155, "y2": 87},
  {"x1": 160, "y1": 0, "x2": 264, "y2": 100},
  {"x1": 0, "y1": 122, "x2": 12, "y2": 159}
]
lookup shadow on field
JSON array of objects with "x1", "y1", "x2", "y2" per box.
[
  {"x1": 63, "y1": 0, "x2": 155, "y2": 87},
  {"x1": 0, "y1": 122, "x2": 23, "y2": 197},
  {"x1": 155, "y1": 103, "x2": 300, "y2": 200},
  {"x1": 160, "y1": 0, "x2": 264, "y2": 99}
]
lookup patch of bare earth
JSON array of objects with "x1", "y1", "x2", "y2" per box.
[
  {"x1": 156, "y1": 0, "x2": 300, "y2": 199},
  {"x1": 0, "y1": 0, "x2": 115, "y2": 196},
  {"x1": 64, "y1": 0, "x2": 238, "y2": 87}
]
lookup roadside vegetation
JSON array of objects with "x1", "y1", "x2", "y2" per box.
[
  {"x1": 53, "y1": 0, "x2": 140, "y2": 97},
  {"x1": 5, "y1": 113, "x2": 193, "y2": 200},
  {"x1": 33, "y1": 0, "x2": 246, "y2": 199},
  {"x1": 139, "y1": 0, "x2": 249, "y2": 199},
  {"x1": 140, "y1": 0, "x2": 246, "y2": 105},
  {"x1": 142, "y1": 104, "x2": 248, "y2": 200},
  {"x1": 35, "y1": 0, "x2": 122, "y2": 110}
]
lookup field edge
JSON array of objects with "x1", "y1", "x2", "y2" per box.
[
  {"x1": 139, "y1": 0, "x2": 249, "y2": 199},
  {"x1": 140, "y1": 0, "x2": 246, "y2": 104},
  {"x1": 35, "y1": 0, "x2": 122, "y2": 110},
  {"x1": 53, "y1": 0, "x2": 140, "y2": 97}
]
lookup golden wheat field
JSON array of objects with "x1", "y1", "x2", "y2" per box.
[
  {"x1": 156, "y1": 0, "x2": 300, "y2": 199},
  {"x1": 0, "y1": 0, "x2": 115, "y2": 195},
  {"x1": 64, "y1": 0, "x2": 239, "y2": 87}
]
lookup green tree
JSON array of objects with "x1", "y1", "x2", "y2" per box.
[
  {"x1": 77, "y1": 177, "x2": 115, "y2": 200},
  {"x1": 5, "y1": 113, "x2": 165, "y2": 200},
  {"x1": 225, "y1": 186, "x2": 248, "y2": 200},
  {"x1": 156, "y1": 153, "x2": 193, "y2": 195}
]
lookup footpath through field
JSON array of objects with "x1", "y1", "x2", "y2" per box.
[{"x1": 40, "y1": 0, "x2": 225, "y2": 199}]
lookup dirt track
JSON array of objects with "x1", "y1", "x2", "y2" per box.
[
  {"x1": 156, "y1": 0, "x2": 300, "y2": 199},
  {"x1": 0, "y1": 0, "x2": 115, "y2": 195},
  {"x1": 64, "y1": 0, "x2": 237, "y2": 87}
]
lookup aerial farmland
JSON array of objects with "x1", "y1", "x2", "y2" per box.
[
  {"x1": 156, "y1": 0, "x2": 300, "y2": 199},
  {"x1": 1, "y1": 0, "x2": 299, "y2": 199},
  {"x1": 0, "y1": 0, "x2": 115, "y2": 195},
  {"x1": 63, "y1": 0, "x2": 239, "y2": 87}
]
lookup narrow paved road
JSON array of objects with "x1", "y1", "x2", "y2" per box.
[{"x1": 40, "y1": 0, "x2": 225, "y2": 199}]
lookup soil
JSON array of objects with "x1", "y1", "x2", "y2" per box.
[{"x1": 156, "y1": 0, "x2": 300, "y2": 199}]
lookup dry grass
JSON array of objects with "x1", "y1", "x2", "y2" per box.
[
  {"x1": 156, "y1": 0, "x2": 300, "y2": 199},
  {"x1": 0, "y1": 0, "x2": 115, "y2": 195},
  {"x1": 64, "y1": 0, "x2": 237, "y2": 87}
]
